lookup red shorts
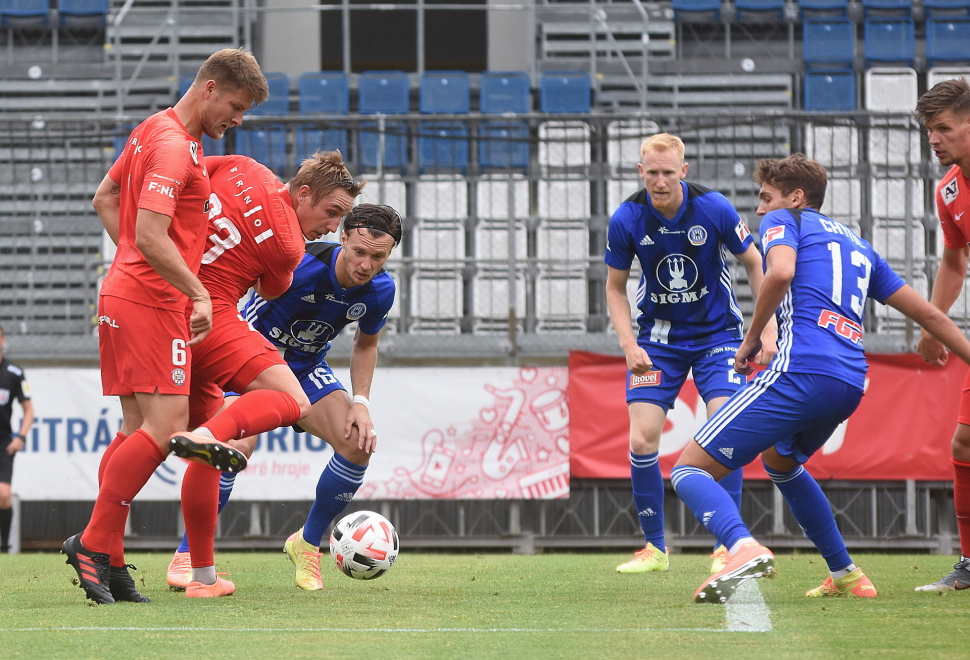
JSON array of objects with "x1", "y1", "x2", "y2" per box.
[
  {"x1": 98, "y1": 294, "x2": 192, "y2": 396},
  {"x1": 959, "y1": 369, "x2": 970, "y2": 427},
  {"x1": 188, "y1": 308, "x2": 287, "y2": 428}
]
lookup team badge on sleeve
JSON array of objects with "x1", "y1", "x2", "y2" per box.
[
  {"x1": 943, "y1": 178, "x2": 959, "y2": 206},
  {"x1": 763, "y1": 226, "x2": 785, "y2": 246},
  {"x1": 735, "y1": 217, "x2": 751, "y2": 242}
]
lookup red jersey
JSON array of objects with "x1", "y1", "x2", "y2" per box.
[
  {"x1": 199, "y1": 155, "x2": 305, "y2": 312},
  {"x1": 101, "y1": 108, "x2": 211, "y2": 311},
  {"x1": 937, "y1": 165, "x2": 970, "y2": 250}
]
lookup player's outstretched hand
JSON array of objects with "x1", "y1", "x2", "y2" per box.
[
  {"x1": 735, "y1": 335, "x2": 762, "y2": 376},
  {"x1": 755, "y1": 317, "x2": 779, "y2": 366},
  {"x1": 625, "y1": 345, "x2": 653, "y2": 376},
  {"x1": 346, "y1": 401, "x2": 377, "y2": 454},
  {"x1": 187, "y1": 295, "x2": 213, "y2": 346},
  {"x1": 917, "y1": 330, "x2": 949, "y2": 367}
]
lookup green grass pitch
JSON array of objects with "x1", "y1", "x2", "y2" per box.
[{"x1": 1, "y1": 551, "x2": 968, "y2": 659}]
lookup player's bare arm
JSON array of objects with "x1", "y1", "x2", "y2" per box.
[
  {"x1": 605, "y1": 265, "x2": 652, "y2": 374},
  {"x1": 889, "y1": 284, "x2": 970, "y2": 367},
  {"x1": 736, "y1": 243, "x2": 779, "y2": 365},
  {"x1": 134, "y1": 207, "x2": 212, "y2": 344},
  {"x1": 347, "y1": 328, "x2": 380, "y2": 453},
  {"x1": 918, "y1": 244, "x2": 969, "y2": 367},
  {"x1": 6, "y1": 398, "x2": 33, "y2": 456},
  {"x1": 736, "y1": 244, "x2": 796, "y2": 375},
  {"x1": 92, "y1": 173, "x2": 122, "y2": 246}
]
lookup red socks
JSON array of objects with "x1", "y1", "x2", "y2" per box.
[
  {"x1": 98, "y1": 431, "x2": 129, "y2": 567},
  {"x1": 82, "y1": 430, "x2": 165, "y2": 554},
  {"x1": 181, "y1": 463, "x2": 221, "y2": 568},
  {"x1": 203, "y1": 390, "x2": 302, "y2": 441},
  {"x1": 955, "y1": 459, "x2": 970, "y2": 557}
]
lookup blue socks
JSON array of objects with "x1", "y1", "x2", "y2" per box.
[
  {"x1": 177, "y1": 472, "x2": 236, "y2": 553},
  {"x1": 765, "y1": 463, "x2": 852, "y2": 573},
  {"x1": 630, "y1": 451, "x2": 665, "y2": 549},
  {"x1": 302, "y1": 453, "x2": 367, "y2": 547},
  {"x1": 671, "y1": 465, "x2": 752, "y2": 551},
  {"x1": 720, "y1": 468, "x2": 744, "y2": 512}
]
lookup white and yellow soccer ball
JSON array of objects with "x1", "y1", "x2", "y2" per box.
[{"x1": 329, "y1": 511, "x2": 399, "y2": 580}]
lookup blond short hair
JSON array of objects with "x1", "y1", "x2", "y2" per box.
[
  {"x1": 640, "y1": 133, "x2": 685, "y2": 162},
  {"x1": 289, "y1": 150, "x2": 365, "y2": 206},
  {"x1": 195, "y1": 48, "x2": 269, "y2": 105}
]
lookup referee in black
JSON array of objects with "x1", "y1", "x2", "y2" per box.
[{"x1": 0, "y1": 325, "x2": 33, "y2": 553}]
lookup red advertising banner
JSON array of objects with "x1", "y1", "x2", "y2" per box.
[{"x1": 567, "y1": 351, "x2": 966, "y2": 481}]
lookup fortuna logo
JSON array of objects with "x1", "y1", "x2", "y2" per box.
[
  {"x1": 638, "y1": 508, "x2": 657, "y2": 517},
  {"x1": 301, "y1": 293, "x2": 316, "y2": 303},
  {"x1": 763, "y1": 225, "x2": 786, "y2": 245},
  {"x1": 719, "y1": 447, "x2": 734, "y2": 459},
  {"x1": 640, "y1": 235, "x2": 654, "y2": 246}
]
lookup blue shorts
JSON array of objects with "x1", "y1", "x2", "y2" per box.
[
  {"x1": 224, "y1": 360, "x2": 346, "y2": 407},
  {"x1": 695, "y1": 370, "x2": 863, "y2": 470},
  {"x1": 626, "y1": 339, "x2": 744, "y2": 412}
]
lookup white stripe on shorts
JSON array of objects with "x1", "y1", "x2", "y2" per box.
[{"x1": 695, "y1": 369, "x2": 782, "y2": 449}]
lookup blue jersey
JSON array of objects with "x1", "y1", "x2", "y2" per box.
[
  {"x1": 760, "y1": 208, "x2": 905, "y2": 389},
  {"x1": 241, "y1": 241, "x2": 396, "y2": 374},
  {"x1": 605, "y1": 182, "x2": 754, "y2": 346}
]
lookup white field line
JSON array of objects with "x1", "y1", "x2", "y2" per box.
[{"x1": 725, "y1": 579, "x2": 772, "y2": 633}]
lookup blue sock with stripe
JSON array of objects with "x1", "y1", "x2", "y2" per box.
[
  {"x1": 177, "y1": 472, "x2": 236, "y2": 553},
  {"x1": 720, "y1": 468, "x2": 744, "y2": 513},
  {"x1": 765, "y1": 463, "x2": 852, "y2": 572},
  {"x1": 671, "y1": 465, "x2": 751, "y2": 551},
  {"x1": 302, "y1": 453, "x2": 368, "y2": 547},
  {"x1": 630, "y1": 451, "x2": 665, "y2": 549}
]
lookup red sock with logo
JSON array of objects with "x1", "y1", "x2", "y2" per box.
[
  {"x1": 81, "y1": 430, "x2": 165, "y2": 553},
  {"x1": 181, "y1": 463, "x2": 221, "y2": 568},
  {"x1": 202, "y1": 390, "x2": 302, "y2": 441},
  {"x1": 97, "y1": 431, "x2": 130, "y2": 567},
  {"x1": 954, "y1": 459, "x2": 970, "y2": 557}
]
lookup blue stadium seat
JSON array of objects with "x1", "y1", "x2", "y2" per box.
[
  {"x1": 861, "y1": 0, "x2": 911, "y2": 16},
  {"x1": 798, "y1": 0, "x2": 848, "y2": 17},
  {"x1": 480, "y1": 71, "x2": 531, "y2": 114},
  {"x1": 296, "y1": 72, "x2": 348, "y2": 162},
  {"x1": 540, "y1": 71, "x2": 591, "y2": 114},
  {"x1": 671, "y1": 0, "x2": 721, "y2": 21},
  {"x1": 298, "y1": 72, "x2": 349, "y2": 114},
  {"x1": 418, "y1": 122, "x2": 469, "y2": 172},
  {"x1": 358, "y1": 121, "x2": 408, "y2": 170},
  {"x1": 1, "y1": 0, "x2": 49, "y2": 26},
  {"x1": 234, "y1": 126, "x2": 287, "y2": 175},
  {"x1": 177, "y1": 73, "x2": 224, "y2": 157},
  {"x1": 804, "y1": 69, "x2": 856, "y2": 111},
  {"x1": 478, "y1": 121, "x2": 529, "y2": 171},
  {"x1": 359, "y1": 71, "x2": 410, "y2": 115},
  {"x1": 928, "y1": 18, "x2": 970, "y2": 66},
  {"x1": 925, "y1": 0, "x2": 970, "y2": 16},
  {"x1": 247, "y1": 72, "x2": 289, "y2": 116},
  {"x1": 735, "y1": 0, "x2": 785, "y2": 22},
  {"x1": 864, "y1": 18, "x2": 915, "y2": 68},
  {"x1": 420, "y1": 71, "x2": 470, "y2": 114},
  {"x1": 58, "y1": 0, "x2": 107, "y2": 25},
  {"x1": 803, "y1": 18, "x2": 855, "y2": 68}
]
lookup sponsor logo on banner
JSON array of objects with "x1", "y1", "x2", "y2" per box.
[
  {"x1": 171, "y1": 368, "x2": 186, "y2": 386},
  {"x1": 763, "y1": 226, "x2": 785, "y2": 245},
  {"x1": 943, "y1": 177, "x2": 959, "y2": 206},
  {"x1": 347, "y1": 303, "x2": 367, "y2": 320},
  {"x1": 688, "y1": 226, "x2": 708, "y2": 246},
  {"x1": 735, "y1": 218, "x2": 751, "y2": 242},
  {"x1": 630, "y1": 371, "x2": 661, "y2": 388}
]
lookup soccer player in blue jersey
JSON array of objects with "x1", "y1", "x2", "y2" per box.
[
  {"x1": 165, "y1": 203, "x2": 401, "y2": 591},
  {"x1": 606, "y1": 133, "x2": 778, "y2": 574},
  {"x1": 670, "y1": 154, "x2": 970, "y2": 604}
]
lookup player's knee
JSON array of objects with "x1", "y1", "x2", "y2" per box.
[
  {"x1": 629, "y1": 434, "x2": 660, "y2": 455},
  {"x1": 336, "y1": 443, "x2": 371, "y2": 467},
  {"x1": 294, "y1": 391, "x2": 312, "y2": 420}
]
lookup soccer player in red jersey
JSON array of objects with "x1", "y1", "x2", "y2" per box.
[
  {"x1": 62, "y1": 49, "x2": 269, "y2": 605},
  {"x1": 916, "y1": 78, "x2": 970, "y2": 592},
  {"x1": 169, "y1": 151, "x2": 361, "y2": 597}
]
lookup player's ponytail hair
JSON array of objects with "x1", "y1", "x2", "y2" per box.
[
  {"x1": 343, "y1": 204, "x2": 403, "y2": 247},
  {"x1": 755, "y1": 154, "x2": 827, "y2": 211},
  {"x1": 290, "y1": 150, "x2": 365, "y2": 206}
]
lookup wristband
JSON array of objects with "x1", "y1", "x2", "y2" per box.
[
  {"x1": 352, "y1": 395, "x2": 370, "y2": 409},
  {"x1": 12, "y1": 433, "x2": 23, "y2": 440}
]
